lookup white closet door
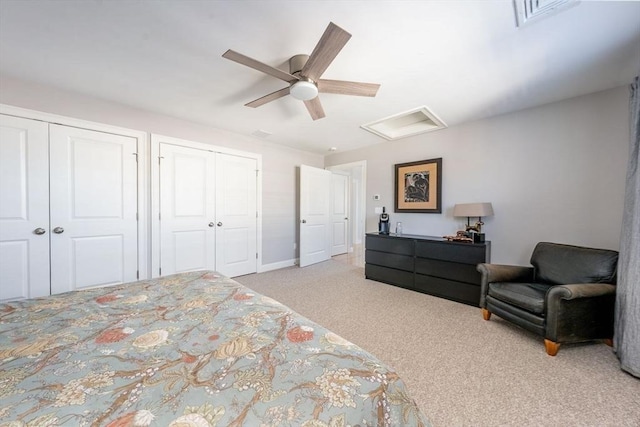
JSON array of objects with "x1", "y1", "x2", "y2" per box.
[
  {"x1": 159, "y1": 143, "x2": 216, "y2": 275},
  {"x1": 331, "y1": 172, "x2": 349, "y2": 256},
  {"x1": 215, "y1": 153, "x2": 257, "y2": 277},
  {"x1": 49, "y1": 124, "x2": 138, "y2": 294},
  {"x1": 299, "y1": 165, "x2": 332, "y2": 267},
  {"x1": 0, "y1": 115, "x2": 50, "y2": 301}
]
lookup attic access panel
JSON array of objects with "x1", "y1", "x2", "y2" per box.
[{"x1": 361, "y1": 106, "x2": 447, "y2": 141}]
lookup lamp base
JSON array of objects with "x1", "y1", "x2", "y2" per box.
[{"x1": 473, "y1": 233, "x2": 485, "y2": 243}]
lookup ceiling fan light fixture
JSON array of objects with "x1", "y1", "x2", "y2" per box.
[{"x1": 290, "y1": 79, "x2": 318, "y2": 101}]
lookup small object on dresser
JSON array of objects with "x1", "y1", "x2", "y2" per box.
[
  {"x1": 396, "y1": 222, "x2": 403, "y2": 235},
  {"x1": 443, "y1": 230, "x2": 474, "y2": 242},
  {"x1": 378, "y1": 206, "x2": 390, "y2": 234}
]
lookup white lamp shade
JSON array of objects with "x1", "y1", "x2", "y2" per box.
[
  {"x1": 453, "y1": 202, "x2": 494, "y2": 217},
  {"x1": 290, "y1": 80, "x2": 318, "y2": 101}
]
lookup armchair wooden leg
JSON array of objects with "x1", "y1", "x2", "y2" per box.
[
  {"x1": 481, "y1": 308, "x2": 491, "y2": 321},
  {"x1": 544, "y1": 339, "x2": 560, "y2": 356},
  {"x1": 604, "y1": 338, "x2": 613, "y2": 347}
]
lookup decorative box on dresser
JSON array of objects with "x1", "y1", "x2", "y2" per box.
[{"x1": 365, "y1": 233, "x2": 491, "y2": 306}]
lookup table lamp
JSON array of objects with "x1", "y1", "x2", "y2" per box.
[{"x1": 453, "y1": 202, "x2": 494, "y2": 243}]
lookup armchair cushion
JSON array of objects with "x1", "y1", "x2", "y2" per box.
[
  {"x1": 488, "y1": 282, "x2": 553, "y2": 315},
  {"x1": 530, "y1": 242, "x2": 618, "y2": 285}
]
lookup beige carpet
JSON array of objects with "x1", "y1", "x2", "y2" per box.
[{"x1": 235, "y1": 260, "x2": 640, "y2": 427}]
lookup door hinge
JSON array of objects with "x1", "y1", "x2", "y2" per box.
[
  {"x1": 136, "y1": 212, "x2": 139, "y2": 221},
  {"x1": 136, "y1": 270, "x2": 139, "y2": 280},
  {"x1": 256, "y1": 252, "x2": 258, "y2": 259},
  {"x1": 133, "y1": 152, "x2": 138, "y2": 162},
  {"x1": 159, "y1": 268, "x2": 162, "y2": 276},
  {"x1": 158, "y1": 156, "x2": 164, "y2": 165},
  {"x1": 256, "y1": 211, "x2": 258, "y2": 218}
]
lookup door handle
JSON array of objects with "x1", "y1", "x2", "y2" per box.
[
  {"x1": 301, "y1": 219, "x2": 307, "y2": 223},
  {"x1": 344, "y1": 217, "x2": 348, "y2": 220},
  {"x1": 53, "y1": 227, "x2": 64, "y2": 234},
  {"x1": 217, "y1": 222, "x2": 223, "y2": 227},
  {"x1": 33, "y1": 227, "x2": 46, "y2": 235},
  {"x1": 209, "y1": 222, "x2": 215, "y2": 227}
]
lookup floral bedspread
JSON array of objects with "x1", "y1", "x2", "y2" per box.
[{"x1": 0, "y1": 271, "x2": 429, "y2": 427}]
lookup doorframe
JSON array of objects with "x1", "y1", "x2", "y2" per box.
[
  {"x1": 0, "y1": 103, "x2": 149, "y2": 280},
  {"x1": 326, "y1": 160, "x2": 367, "y2": 249},
  {"x1": 150, "y1": 134, "x2": 263, "y2": 277}
]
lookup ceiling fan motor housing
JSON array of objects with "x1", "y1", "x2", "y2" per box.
[{"x1": 289, "y1": 54, "x2": 310, "y2": 76}]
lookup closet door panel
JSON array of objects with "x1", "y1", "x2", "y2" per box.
[
  {"x1": 215, "y1": 153, "x2": 257, "y2": 277},
  {"x1": 0, "y1": 115, "x2": 50, "y2": 300},
  {"x1": 159, "y1": 143, "x2": 215, "y2": 275},
  {"x1": 49, "y1": 125, "x2": 138, "y2": 294}
]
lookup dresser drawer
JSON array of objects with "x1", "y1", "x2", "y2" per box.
[
  {"x1": 366, "y1": 250, "x2": 413, "y2": 272},
  {"x1": 414, "y1": 274, "x2": 481, "y2": 306},
  {"x1": 415, "y1": 258, "x2": 482, "y2": 285},
  {"x1": 365, "y1": 264, "x2": 414, "y2": 288},
  {"x1": 415, "y1": 240, "x2": 487, "y2": 264},
  {"x1": 366, "y1": 235, "x2": 414, "y2": 255}
]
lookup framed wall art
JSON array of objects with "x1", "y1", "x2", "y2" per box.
[{"x1": 394, "y1": 157, "x2": 442, "y2": 213}]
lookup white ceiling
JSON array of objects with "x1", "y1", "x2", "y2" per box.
[{"x1": 1, "y1": 1, "x2": 639, "y2": 154}]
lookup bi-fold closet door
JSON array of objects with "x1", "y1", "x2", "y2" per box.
[
  {"x1": 0, "y1": 114, "x2": 139, "y2": 301},
  {"x1": 158, "y1": 140, "x2": 258, "y2": 278}
]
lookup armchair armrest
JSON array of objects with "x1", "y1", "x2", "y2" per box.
[
  {"x1": 545, "y1": 283, "x2": 616, "y2": 342},
  {"x1": 547, "y1": 283, "x2": 616, "y2": 301},
  {"x1": 477, "y1": 264, "x2": 534, "y2": 283},
  {"x1": 477, "y1": 264, "x2": 535, "y2": 308}
]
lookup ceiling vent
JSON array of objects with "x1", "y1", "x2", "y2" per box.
[
  {"x1": 513, "y1": 0, "x2": 580, "y2": 27},
  {"x1": 361, "y1": 106, "x2": 447, "y2": 141},
  {"x1": 251, "y1": 129, "x2": 272, "y2": 138}
]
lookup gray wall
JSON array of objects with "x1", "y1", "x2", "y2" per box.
[
  {"x1": 326, "y1": 86, "x2": 630, "y2": 265},
  {"x1": 2, "y1": 74, "x2": 629, "y2": 267},
  {"x1": 0, "y1": 74, "x2": 323, "y2": 267}
]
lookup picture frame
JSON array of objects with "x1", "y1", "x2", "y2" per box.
[{"x1": 394, "y1": 157, "x2": 442, "y2": 213}]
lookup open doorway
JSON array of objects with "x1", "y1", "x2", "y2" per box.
[{"x1": 326, "y1": 160, "x2": 367, "y2": 263}]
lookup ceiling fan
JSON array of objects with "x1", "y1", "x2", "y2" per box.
[{"x1": 222, "y1": 22, "x2": 380, "y2": 121}]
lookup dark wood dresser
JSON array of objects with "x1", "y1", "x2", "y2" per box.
[{"x1": 365, "y1": 233, "x2": 491, "y2": 306}]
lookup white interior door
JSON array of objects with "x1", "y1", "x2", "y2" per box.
[
  {"x1": 299, "y1": 165, "x2": 332, "y2": 267},
  {"x1": 159, "y1": 143, "x2": 216, "y2": 276},
  {"x1": 215, "y1": 153, "x2": 257, "y2": 277},
  {"x1": 0, "y1": 115, "x2": 50, "y2": 301},
  {"x1": 327, "y1": 161, "x2": 367, "y2": 246},
  {"x1": 49, "y1": 124, "x2": 138, "y2": 294},
  {"x1": 331, "y1": 172, "x2": 349, "y2": 256}
]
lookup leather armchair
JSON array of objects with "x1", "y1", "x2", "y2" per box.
[{"x1": 477, "y1": 242, "x2": 618, "y2": 356}]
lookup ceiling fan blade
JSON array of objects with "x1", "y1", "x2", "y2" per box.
[
  {"x1": 222, "y1": 49, "x2": 299, "y2": 83},
  {"x1": 301, "y1": 22, "x2": 351, "y2": 81},
  {"x1": 318, "y1": 79, "x2": 380, "y2": 97},
  {"x1": 304, "y1": 97, "x2": 325, "y2": 121},
  {"x1": 245, "y1": 87, "x2": 291, "y2": 108}
]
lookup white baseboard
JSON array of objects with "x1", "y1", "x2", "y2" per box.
[{"x1": 259, "y1": 258, "x2": 298, "y2": 273}]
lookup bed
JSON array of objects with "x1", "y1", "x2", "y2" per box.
[{"x1": 0, "y1": 271, "x2": 429, "y2": 426}]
